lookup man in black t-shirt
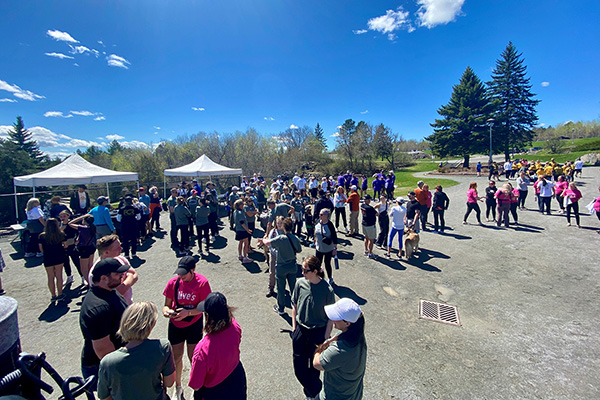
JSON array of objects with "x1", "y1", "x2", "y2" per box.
[
  {"x1": 360, "y1": 194, "x2": 377, "y2": 258},
  {"x1": 79, "y1": 258, "x2": 129, "y2": 390},
  {"x1": 405, "y1": 191, "x2": 422, "y2": 232}
]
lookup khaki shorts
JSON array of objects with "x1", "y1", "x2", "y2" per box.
[{"x1": 362, "y1": 224, "x2": 377, "y2": 240}]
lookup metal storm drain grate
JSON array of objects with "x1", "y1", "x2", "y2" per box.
[{"x1": 419, "y1": 299, "x2": 461, "y2": 326}]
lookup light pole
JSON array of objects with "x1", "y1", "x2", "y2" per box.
[{"x1": 487, "y1": 118, "x2": 495, "y2": 164}]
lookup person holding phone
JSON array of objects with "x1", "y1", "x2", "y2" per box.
[{"x1": 163, "y1": 256, "x2": 212, "y2": 400}]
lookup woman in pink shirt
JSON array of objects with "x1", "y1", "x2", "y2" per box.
[
  {"x1": 509, "y1": 184, "x2": 520, "y2": 225},
  {"x1": 554, "y1": 176, "x2": 568, "y2": 214},
  {"x1": 189, "y1": 292, "x2": 246, "y2": 400},
  {"x1": 495, "y1": 184, "x2": 512, "y2": 228},
  {"x1": 562, "y1": 182, "x2": 583, "y2": 228},
  {"x1": 593, "y1": 186, "x2": 600, "y2": 234},
  {"x1": 463, "y1": 182, "x2": 483, "y2": 225}
]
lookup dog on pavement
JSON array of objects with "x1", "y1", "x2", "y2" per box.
[{"x1": 403, "y1": 226, "x2": 420, "y2": 259}]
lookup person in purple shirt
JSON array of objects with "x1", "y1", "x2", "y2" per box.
[
  {"x1": 360, "y1": 176, "x2": 368, "y2": 197},
  {"x1": 350, "y1": 175, "x2": 359, "y2": 190},
  {"x1": 337, "y1": 173, "x2": 345, "y2": 188},
  {"x1": 373, "y1": 177, "x2": 383, "y2": 199},
  {"x1": 344, "y1": 171, "x2": 352, "y2": 192},
  {"x1": 385, "y1": 175, "x2": 394, "y2": 199}
]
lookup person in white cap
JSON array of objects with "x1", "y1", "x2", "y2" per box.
[{"x1": 313, "y1": 298, "x2": 367, "y2": 400}]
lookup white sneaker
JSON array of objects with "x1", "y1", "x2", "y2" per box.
[
  {"x1": 210, "y1": 236, "x2": 216, "y2": 241},
  {"x1": 36, "y1": 252, "x2": 44, "y2": 257},
  {"x1": 175, "y1": 385, "x2": 185, "y2": 400},
  {"x1": 65, "y1": 275, "x2": 74, "y2": 285},
  {"x1": 202, "y1": 238, "x2": 207, "y2": 243},
  {"x1": 24, "y1": 252, "x2": 34, "y2": 258}
]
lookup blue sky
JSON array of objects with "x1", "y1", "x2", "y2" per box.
[{"x1": 0, "y1": 0, "x2": 598, "y2": 158}]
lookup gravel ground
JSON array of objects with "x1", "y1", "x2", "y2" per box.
[{"x1": 1, "y1": 167, "x2": 599, "y2": 400}]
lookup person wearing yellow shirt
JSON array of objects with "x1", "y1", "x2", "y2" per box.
[
  {"x1": 544, "y1": 164, "x2": 554, "y2": 177},
  {"x1": 553, "y1": 165, "x2": 563, "y2": 181}
]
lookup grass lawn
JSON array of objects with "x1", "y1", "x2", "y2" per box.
[{"x1": 363, "y1": 161, "x2": 459, "y2": 198}]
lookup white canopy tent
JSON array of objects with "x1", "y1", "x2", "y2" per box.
[
  {"x1": 163, "y1": 154, "x2": 242, "y2": 197},
  {"x1": 13, "y1": 154, "x2": 139, "y2": 221}
]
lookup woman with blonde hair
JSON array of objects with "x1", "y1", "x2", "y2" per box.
[
  {"x1": 495, "y1": 183, "x2": 512, "y2": 228},
  {"x1": 333, "y1": 186, "x2": 348, "y2": 233},
  {"x1": 38, "y1": 218, "x2": 66, "y2": 301},
  {"x1": 98, "y1": 301, "x2": 176, "y2": 400},
  {"x1": 25, "y1": 197, "x2": 46, "y2": 258}
]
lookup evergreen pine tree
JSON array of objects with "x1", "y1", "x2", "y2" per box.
[
  {"x1": 487, "y1": 42, "x2": 540, "y2": 160},
  {"x1": 426, "y1": 66, "x2": 494, "y2": 167},
  {"x1": 8, "y1": 116, "x2": 44, "y2": 163},
  {"x1": 314, "y1": 123, "x2": 327, "y2": 150}
]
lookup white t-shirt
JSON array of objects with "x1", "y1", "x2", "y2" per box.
[
  {"x1": 536, "y1": 180, "x2": 554, "y2": 197},
  {"x1": 297, "y1": 178, "x2": 306, "y2": 191},
  {"x1": 26, "y1": 206, "x2": 44, "y2": 220},
  {"x1": 575, "y1": 160, "x2": 584, "y2": 169},
  {"x1": 389, "y1": 205, "x2": 406, "y2": 230}
]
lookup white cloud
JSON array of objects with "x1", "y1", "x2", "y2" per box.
[
  {"x1": 62, "y1": 138, "x2": 103, "y2": 148},
  {"x1": 367, "y1": 8, "x2": 413, "y2": 40},
  {"x1": 121, "y1": 140, "x2": 152, "y2": 149},
  {"x1": 153, "y1": 126, "x2": 161, "y2": 130},
  {"x1": 264, "y1": 117, "x2": 275, "y2": 121},
  {"x1": 94, "y1": 116, "x2": 106, "y2": 121},
  {"x1": 73, "y1": 63, "x2": 79, "y2": 67},
  {"x1": 44, "y1": 111, "x2": 73, "y2": 118},
  {"x1": 353, "y1": 29, "x2": 368, "y2": 35},
  {"x1": 416, "y1": 0, "x2": 465, "y2": 29},
  {"x1": 0, "y1": 79, "x2": 45, "y2": 101},
  {"x1": 192, "y1": 107, "x2": 205, "y2": 111},
  {"x1": 44, "y1": 150, "x2": 74, "y2": 159},
  {"x1": 336, "y1": 125, "x2": 342, "y2": 129},
  {"x1": 45, "y1": 52, "x2": 74, "y2": 60},
  {"x1": 69, "y1": 45, "x2": 100, "y2": 57},
  {"x1": 46, "y1": 29, "x2": 79, "y2": 43},
  {"x1": 332, "y1": 132, "x2": 341, "y2": 137},
  {"x1": 27, "y1": 127, "x2": 71, "y2": 147},
  {"x1": 107, "y1": 54, "x2": 131, "y2": 69},
  {"x1": 0, "y1": 98, "x2": 17, "y2": 103},
  {"x1": 98, "y1": 40, "x2": 105, "y2": 47},
  {"x1": 360, "y1": 110, "x2": 369, "y2": 114},
  {"x1": 70, "y1": 110, "x2": 96, "y2": 117},
  {"x1": 154, "y1": 132, "x2": 159, "y2": 135},
  {"x1": 541, "y1": 81, "x2": 550, "y2": 87},
  {"x1": 106, "y1": 134, "x2": 124, "y2": 141},
  {"x1": 289, "y1": 124, "x2": 299, "y2": 129}
]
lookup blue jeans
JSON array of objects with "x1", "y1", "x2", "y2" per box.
[{"x1": 388, "y1": 228, "x2": 404, "y2": 250}]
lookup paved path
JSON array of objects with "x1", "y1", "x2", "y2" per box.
[{"x1": 1, "y1": 168, "x2": 599, "y2": 399}]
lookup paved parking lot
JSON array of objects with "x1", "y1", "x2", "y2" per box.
[{"x1": 1, "y1": 168, "x2": 599, "y2": 399}]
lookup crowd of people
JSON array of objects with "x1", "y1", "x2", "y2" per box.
[{"x1": 8, "y1": 160, "x2": 600, "y2": 400}]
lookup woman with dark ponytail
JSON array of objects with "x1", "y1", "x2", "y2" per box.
[{"x1": 290, "y1": 255, "x2": 335, "y2": 400}]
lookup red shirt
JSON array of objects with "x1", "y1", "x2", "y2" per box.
[
  {"x1": 189, "y1": 318, "x2": 242, "y2": 389},
  {"x1": 347, "y1": 192, "x2": 360, "y2": 211},
  {"x1": 163, "y1": 273, "x2": 211, "y2": 329}
]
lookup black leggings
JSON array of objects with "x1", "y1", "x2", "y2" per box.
[
  {"x1": 518, "y1": 190, "x2": 528, "y2": 208},
  {"x1": 334, "y1": 207, "x2": 347, "y2": 229},
  {"x1": 315, "y1": 250, "x2": 333, "y2": 280},
  {"x1": 197, "y1": 224, "x2": 210, "y2": 249},
  {"x1": 64, "y1": 245, "x2": 81, "y2": 277},
  {"x1": 510, "y1": 203, "x2": 518, "y2": 223},
  {"x1": 433, "y1": 209, "x2": 445, "y2": 231},
  {"x1": 486, "y1": 199, "x2": 496, "y2": 220},
  {"x1": 195, "y1": 362, "x2": 247, "y2": 400},
  {"x1": 464, "y1": 202, "x2": 481, "y2": 223},
  {"x1": 566, "y1": 202, "x2": 580, "y2": 225}
]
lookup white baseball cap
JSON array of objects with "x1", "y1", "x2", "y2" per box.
[
  {"x1": 350, "y1": 185, "x2": 357, "y2": 191},
  {"x1": 325, "y1": 298, "x2": 362, "y2": 323}
]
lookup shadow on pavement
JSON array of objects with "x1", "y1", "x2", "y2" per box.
[
  {"x1": 406, "y1": 249, "x2": 443, "y2": 272},
  {"x1": 201, "y1": 252, "x2": 221, "y2": 263},
  {"x1": 336, "y1": 250, "x2": 354, "y2": 261},
  {"x1": 438, "y1": 231, "x2": 471, "y2": 240},
  {"x1": 129, "y1": 257, "x2": 146, "y2": 268},
  {"x1": 332, "y1": 284, "x2": 367, "y2": 305},
  {"x1": 241, "y1": 260, "x2": 261, "y2": 274},
  {"x1": 211, "y1": 236, "x2": 228, "y2": 249},
  {"x1": 38, "y1": 300, "x2": 70, "y2": 322},
  {"x1": 376, "y1": 256, "x2": 407, "y2": 271}
]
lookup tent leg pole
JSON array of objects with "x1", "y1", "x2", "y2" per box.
[
  {"x1": 163, "y1": 176, "x2": 166, "y2": 199},
  {"x1": 137, "y1": 180, "x2": 140, "y2": 192},
  {"x1": 14, "y1": 184, "x2": 19, "y2": 223},
  {"x1": 106, "y1": 182, "x2": 110, "y2": 201}
]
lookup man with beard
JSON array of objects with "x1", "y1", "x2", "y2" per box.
[{"x1": 79, "y1": 257, "x2": 130, "y2": 390}]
